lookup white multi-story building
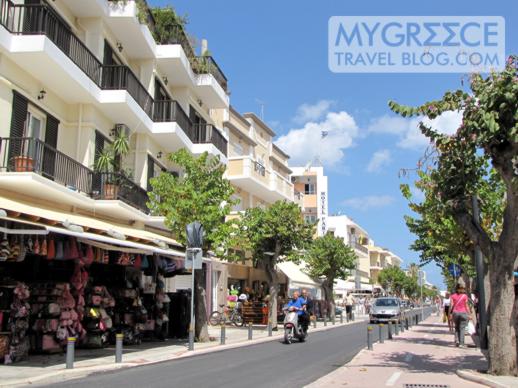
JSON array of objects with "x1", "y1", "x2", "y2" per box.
[
  {"x1": 291, "y1": 166, "x2": 328, "y2": 237},
  {"x1": 327, "y1": 215, "x2": 372, "y2": 296}
]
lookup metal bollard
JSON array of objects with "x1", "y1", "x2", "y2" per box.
[
  {"x1": 394, "y1": 320, "x2": 399, "y2": 335},
  {"x1": 268, "y1": 320, "x2": 272, "y2": 337},
  {"x1": 220, "y1": 324, "x2": 226, "y2": 345},
  {"x1": 340, "y1": 313, "x2": 343, "y2": 324},
  {"x1": 332, "y1": 315, "x2": 336, "y2": 325},
  {"x1": 115, "y1": 333, "x2": 123, "y2": 363},
  {"x1": 313, "y1": 317, "x2": 317, "y2": 328},
  {"x1": 400, "y1": 319, "x2": 405, "y2": 333},
  {"x1": 387, "y1": 322, "x2": 393, "y2": 340},
  {"x1": 66, "y1": 337, "x2": 76, "y2": 369},
  {"x1": 346, "y1": 312, "x2": 349, "y2": 322},
  {"x1": 379, "y1": 324, "x2": 384, "y2": 343},
  {"x1": 405, "y1": 317, "x2": 409, "y2": 330},
  {"x1": 324, "y1": 315, "x2": 328, "y2": 326},
  {"x1": 367, "y1": 326, "x2": 373, "y2": 350},
  {"x1": 248, "y1": 322, "x2": 253, "y2": 340},
  {"x1": 352, "y1": 312, "x2": 355, "y2": 321}
]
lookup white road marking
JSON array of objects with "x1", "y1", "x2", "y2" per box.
[
  {"x1": 404, "y1": 354, "x2": 413, "y2": 362},
  {"x1": 385, "y1": 371, "x2": 402, "y2": 386}
]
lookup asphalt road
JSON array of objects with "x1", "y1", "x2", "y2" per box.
[{"x1": 46, "y1": 321, "x2": 378, "y2": 388}]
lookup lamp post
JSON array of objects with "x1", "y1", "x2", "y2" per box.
[
  {"x1": 186, "y1": 222, "x2": 204, "y2": 351},
  {"x1": 419, "y1": 270, "x2": 424, "y2": 321}
]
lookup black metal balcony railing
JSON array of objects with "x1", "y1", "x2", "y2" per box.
[
  {"x1": 102, "y1": 65, "x2": 154, "y2": 118},
  {"x1": 194, "y1": 56, "x2": 228, "y2": 92},
  {"x1": 193, "y1": 124, "x2": 228, "y2": 157},
  {"x1": 94, "y1": 172, "x2": 149, "y2": 214},
  {"x1": 254, "y1": 161, "x2": 266, "y2": 177},
  {"x1": 0, "y1": 137, "x2": 93, "y2": 195},
  {"x1": 0, "y1": 1, "x2": 103, "y2": 85},
  {"x1": 153, "y1": 100, "x2": 191, "y2": 131}
]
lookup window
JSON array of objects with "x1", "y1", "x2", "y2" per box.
[
  {"x1": 304, "y1": 215, "x2": 317, "y2": 224},
  {"x1": 304, "y1": 183, "x2": 316, "y2": 195},
  {"x1": 233, "y1": 142, "x2": 244, "y2": 156},
  {"x1": 25, "y1": 108, "x2": 46, "y2": 140}
]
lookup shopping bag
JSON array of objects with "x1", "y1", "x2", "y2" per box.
[{"x1": 466, "y1": 320, "x2": 476, "y2": 335}]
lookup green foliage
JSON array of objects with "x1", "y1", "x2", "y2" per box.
[
  {"x1": 93, "y1": 130, "x2": 130, "y2": 174},
  {"x1": 151, "y1": 6, "x2": 189, "y2": 44},
  {"x1": 392, "y1": 57, "x2": 516, "y2": 283},
  {"x1": 403, "y1": 273, "x2": 419, "y2": 299},
  {"x1": 377, "y1": 266, "x2": 407, "y2": 297},
  {"x1": 305, "y1": 234, "x2": 357, "y2": 281},
  {"x1": 147, "y1": 149, "x2": 235, "y2": 247}
]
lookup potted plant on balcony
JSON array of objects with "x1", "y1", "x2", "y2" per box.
[
  {"x1": 13, "y1": 138, "x2": 34, "y2": 172},
  {"x1": 93, "y1": 130, "x2": 130, "y2": 200}
]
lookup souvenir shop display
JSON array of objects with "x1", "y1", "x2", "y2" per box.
[
  {"x1": 0, "y1": 282, "x2": 30, "y2": 363},
  {"x1": 82, "y1": 285, "x2": 115, "y2": 348}
]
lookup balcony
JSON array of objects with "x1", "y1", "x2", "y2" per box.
[
  {"x1": 227, "y1": 156, "x2": 293, "y2": 203},
  {"x1": 294, "y1": 191, "x2": 305, "y2": 210},
  {"x1": 192, "y1": 123, "x2": 228, "y2": 157},
  {"x1": 0, "y1": 137, "x2": 150, "y2": 215},
  {"x1": 194, "y1": 56, "x2": 228, "y2": 92},
  {"x1": 93, "y1": 172, "x2": 149, "y2": 214}
]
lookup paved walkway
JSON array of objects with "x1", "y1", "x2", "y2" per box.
[
  {"x1": 0, "y1": 316, "x2": 365, "y2": 387},
  {"x1": 306, "y1": 315, "x2": 496, "y2": 388}
]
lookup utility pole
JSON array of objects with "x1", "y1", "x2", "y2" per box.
[{"x1": 472, "y1": 195, "x2": 488, "y2": 350}]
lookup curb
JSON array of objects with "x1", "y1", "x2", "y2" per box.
[
  {"x1": 2, "y1": 319, "x2": 366, "y2": 387},
  {"x1": 456, "y1": 369, "x2": 511, "y2": 388}
]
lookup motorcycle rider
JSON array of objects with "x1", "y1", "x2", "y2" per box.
[
  {"x1": 286, "y1": 291, "x2": 306, "y2": 332},
  {"x1": 299, "y1": 289, "x2": 312, "y2": 332}
]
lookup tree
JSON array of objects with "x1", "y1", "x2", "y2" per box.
[
  {"x1": 377, "y1": 266, "x2": 407, "y2": 297},
  {"x1": 403, "y1": 273, "x2": 420, "y2": 300},
  {"x1": 389, "y1": 56, "x2": 518, "y2": 375},
  {"x1": 148, "y1": 149, "x2": 235, "y2": 341},
  {"x1": 305, "y1": 234, "x2": 357, "y2": 318},
  {"x1": 215, "y1": 201, "x2": 314, "y2": 328}
]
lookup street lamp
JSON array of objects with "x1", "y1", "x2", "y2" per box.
[{"x1": 418, "y1": 270, "x2": 424, "y2": 321}]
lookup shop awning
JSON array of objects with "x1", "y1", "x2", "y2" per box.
[
  {"x1": 0, "y1": 196, "x2": 186, "y2": 258},
  {"x1": 276, "y1": 261, "x2": 321, "y2": 288}
]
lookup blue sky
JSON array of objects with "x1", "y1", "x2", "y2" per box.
[{"x1": 150, "y1": 0, "x2": 517, "y2": 288}]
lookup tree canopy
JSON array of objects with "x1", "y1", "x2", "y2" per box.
[{"x1": 377, "y1": 266, "x2": 407, "y2": 297}]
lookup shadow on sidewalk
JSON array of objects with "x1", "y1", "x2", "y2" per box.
[{"x1": 361, "y1": 352, "x2": 486, "y2": 374}]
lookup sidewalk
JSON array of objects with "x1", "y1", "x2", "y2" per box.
[
  {"x1": 306, "y1": 315, "x2": 517, "y2": 388},
  {"x1": 0, "y1": 315, "x2": 366, "y2": 387}
]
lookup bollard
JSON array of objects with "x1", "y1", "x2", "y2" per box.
[
  {"x1": 340, "y1": 313, "x2": 343, "y2": 324},
  {"x1": 346, "y1": 312, "x2": 349, "y2": 323},
  {"x1": 387, "y1": 322, "x2": 393, "y2": 340},
  {"x1": 405, "y1": 317, "x2": 409, "y2": 330},
  {"x1": 395, "y1": 319, "x2": 400, "y2": 335},
  {"x1": 367, "y1": 326, "x2": 373, "y2": 350},
  {"x1": 352, "y1": 312, "x2": 355, "y2": 321},
  {"x1": 379, "y1": 324, "x2": 384, "y2": 343},
  {"x1": 248, "y1": 322, "x2": 253, "y2": 340},
  {"x1": 268, "y1": 320, "x2": 273, "y2": 337},
  {"x1": 115, "y1": 333, "x2": 123, "y2": 363},
  {"x1": 400, "y1": 319, "x2": 405, "y2": 333},
  {"x1": 324, "y1": 315, "x2": 327, "y2": 326},
  {"x1": 220, "y1": 323, "x2": 226, "y2": 345},
  {"x1": 313, "y1": 317, "x2": 317, "y2": 329},
  {"x1": 332, "y1": 315, "x2": 336, "y2": 325},
  {"x1": 66, "y1": 337, "x2": 76, "y2": 369}
]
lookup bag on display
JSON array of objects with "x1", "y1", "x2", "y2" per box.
[{"x1": 46, "y1": 238, "x2": 55, "y2": 260}]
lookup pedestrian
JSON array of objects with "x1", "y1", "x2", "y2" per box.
[
  {"x1": 448, "y1": 280, "x2": 474, "y2": 347},
  {"x1": 345, "y1": 293, "x2": 354, "y2": 320},
  {"x1": 443, "y1": 292, "x2": 453, "y2": 332}
]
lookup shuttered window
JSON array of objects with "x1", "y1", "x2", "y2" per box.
[
  {"x1": 41, "y1": 114, "x2": 59, "y2": 179},
  {"x1": 8, "y1": 91, "x2": 29, "y2": 168}
]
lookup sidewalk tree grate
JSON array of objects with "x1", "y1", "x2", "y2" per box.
[{"x1": 403, "y1": 385, "x2": 450, "y2": 388}]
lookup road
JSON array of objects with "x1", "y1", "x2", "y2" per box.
[{"x1": 45, "y1": 321, "x2": 378, "y2": 388}]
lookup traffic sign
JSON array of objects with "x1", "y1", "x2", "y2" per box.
[
  {"x1": 448, "y1": 263, "x2": 462, "y2": 278},
  {"x1": 185, "y1": 247, "x2": 203, "y2": 270}
]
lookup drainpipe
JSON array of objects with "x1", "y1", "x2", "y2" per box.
[{"x1": 76, "y1": 104, "x2": 83, "y2": 162}]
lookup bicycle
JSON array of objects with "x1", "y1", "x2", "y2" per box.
[{"x1": 209, "y1": 304, "x2": 244, "y2": 327}]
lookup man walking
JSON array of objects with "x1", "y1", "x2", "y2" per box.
[{"x1": 345, "y1": 293, "x2": 354, "y2": 321}]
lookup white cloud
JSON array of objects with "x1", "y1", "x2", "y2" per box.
[
  {"x1": 368, "y1": 111, "x2": 463, "y2": 150},
  {"x1": 276, "y1": 111, "x2": 359, "y2": 167},
  {"x1": 293, "y1": 100, "x2": 335, "y2": 124},
  {"x1": 367, "y1": 149, "x2": 392, "y2": 173},
  {"x1": 342, "y1": 195, "x2": 395, "y2": 211}
]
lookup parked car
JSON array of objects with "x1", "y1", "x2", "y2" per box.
[
  {"x1": 335, "y1": 307, "x2": 343, "y2": 316},
  {"x1": 369, "y1": 297, "x2": 402, "y2": 324}
]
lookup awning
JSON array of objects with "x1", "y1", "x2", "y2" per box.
[
  {"x1": 277, "y1": 261, "x2": 321, "y2": 288},
  {"x1": 0, "y1": 197, "x2": 186, "y2": 258}
]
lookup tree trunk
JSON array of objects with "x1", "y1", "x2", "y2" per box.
[
  {"x1": 322, "y1": 280, "x2": 335, "y2": 319},
  {"x1": 488, "y1": 256, "x2": 517, "y2": 375},
  {"x1": 194, "y1": 269, "x2": 210, "y2": 342}
]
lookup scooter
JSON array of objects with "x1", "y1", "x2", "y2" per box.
[{"x1": 283, "y1": 306, "x2": 307, "y2": 344}]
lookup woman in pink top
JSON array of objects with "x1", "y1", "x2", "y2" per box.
[{"x1": 448, "y1": 281, "x2": 472, "y2": 347}]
